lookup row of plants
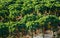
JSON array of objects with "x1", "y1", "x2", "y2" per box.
[
  {"x1": 0, "y1": 14, "x2": 60, "y2": 37},
  {"x1": 0, "y1": 0, "x2": 60, "y2": 22}
]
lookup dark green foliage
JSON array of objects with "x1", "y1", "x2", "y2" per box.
[
  {"x1": 0, "y1": 0, "x2": 60, "y2": 37},
  {"x1": 0, "y1": 24, "x2": 9, "y2": 37}
]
